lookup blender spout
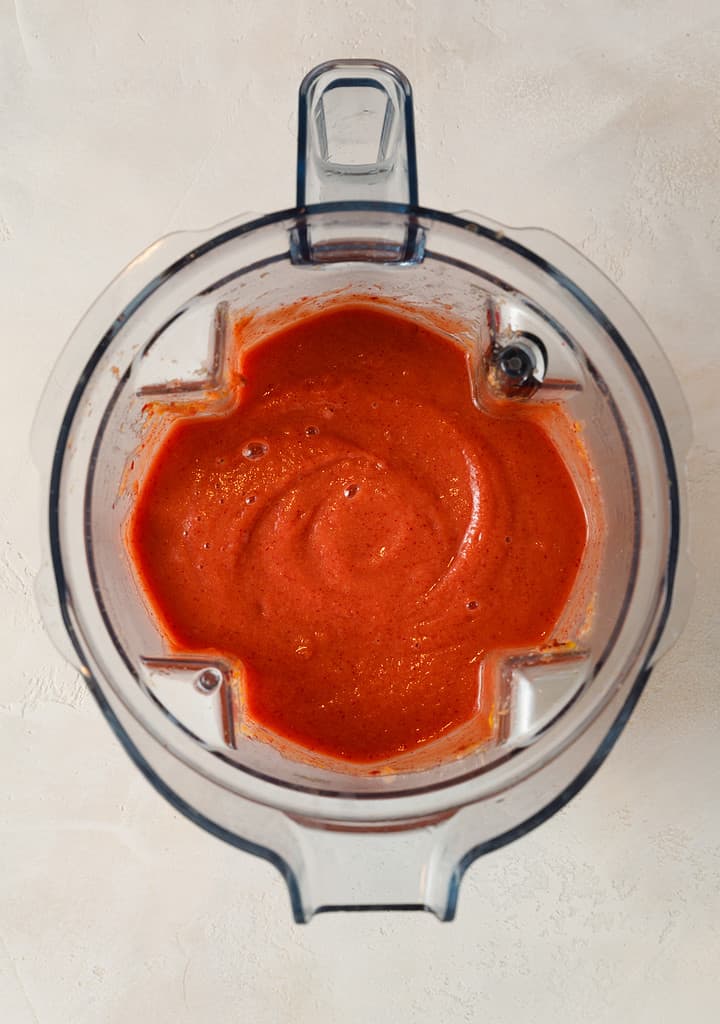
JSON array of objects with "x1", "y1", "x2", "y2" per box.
[{"x1": 288, "y1": 816, "x2": 461, "y2": 922}]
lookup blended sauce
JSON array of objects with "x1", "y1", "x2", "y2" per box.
[{"x1": 127, "y1": 303, "x2": 587, "y2": 763}]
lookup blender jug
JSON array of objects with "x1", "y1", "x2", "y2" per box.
[{"x1": 33, "y1": 60, "x2": 692, "y2": 920}]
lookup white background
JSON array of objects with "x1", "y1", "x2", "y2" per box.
[{"x1": 2, "y1": 1, "x2": 719, "y2": 1021}]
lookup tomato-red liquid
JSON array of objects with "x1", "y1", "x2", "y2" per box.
[{"x1": 127, "y1": 304, "x2": 587, "y2": 763}]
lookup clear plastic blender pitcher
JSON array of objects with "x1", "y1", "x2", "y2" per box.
[{"x1": 33, "y1": 60, "x2": 692, "y2": 920}]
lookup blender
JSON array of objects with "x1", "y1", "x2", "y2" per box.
[{"x1": 33, "y1": 60, "x2": 692, "y2": 920}]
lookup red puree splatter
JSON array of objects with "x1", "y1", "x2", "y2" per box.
[{"x1": 127, "y1": 303, "x2": 587, "y2": 763}]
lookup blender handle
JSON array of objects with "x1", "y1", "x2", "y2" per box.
[{"x1": 296, "y1": 59, "x2": 419, "y2": 207}]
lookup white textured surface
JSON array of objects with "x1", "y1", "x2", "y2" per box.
[{"x1": 2, "y1": 1, "x2": 719, "y2": 1020}]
